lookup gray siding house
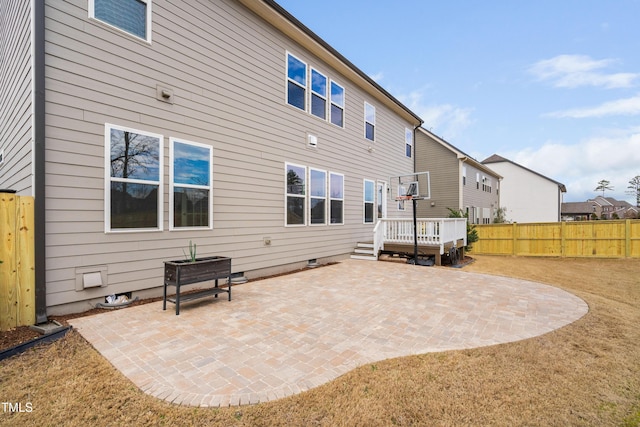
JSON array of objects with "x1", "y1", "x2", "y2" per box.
[
  {"x1": 415, "y1": 128, "x2": 501, "y2": 223},
  {"x1": 0, "y1": 0, "x2": 422, "y2": 317}
]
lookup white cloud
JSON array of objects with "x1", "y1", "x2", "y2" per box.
[
  {"x1": 529, "y1": 54, "x2": 639, "y2": 89},
  {"x1": 505, "y1": 129, "x2": 640, "y2": 203},
  {"x1": 369, "y1": 71, "x2": 384, "y2": 82},
  {"x1": 545, "y1": 94, "x2": 640, "y2": 118},
  {"x1": 399, "y1": 89, "x2": 474, "y2": 139}
]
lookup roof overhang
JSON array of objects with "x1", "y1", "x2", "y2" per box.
[{"x1": 237, "y1": 0, "x2": 423, "y2": 126}]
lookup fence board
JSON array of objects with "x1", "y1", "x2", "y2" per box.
[
  {"x1": 0, "y1": 194, "x2": 35, "y2": 331},
  {"x1": 471, "y1": 220, "x2": 640, "y2": 259}
]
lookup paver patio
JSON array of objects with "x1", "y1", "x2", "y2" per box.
[{"x1": 69, "y1": 259, "x2": 588, "y2": 407}]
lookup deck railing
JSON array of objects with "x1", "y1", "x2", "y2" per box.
[{"x1": 373, "y1": 218, "x2": 467, "y2": 258}]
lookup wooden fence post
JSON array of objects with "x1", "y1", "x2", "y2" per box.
[{"x1": 626, "y1": 219, "x2": 631, "y2": 259}]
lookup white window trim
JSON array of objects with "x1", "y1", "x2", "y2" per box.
[
  {"x1": 104, "y1": 123, "x2": 163, "y2": 233},
  {"x1": 363, "y1": 179, "x2": 375, "y2": 224},
  {"x1": 329, "y1": 172, "x2": 345, "y2": 225},
  {"x1": 88, "y1": 0, "x2": 153, "y2": 44},
  {"x1": 405, "y1": 128, "x2": 413, "y2": 158},
  {"x1": 309, "y1": 167, "x2": 327, "y2": 226},
  {"x1": 329, "y1": 80, "x2": 345, "y2": 128},
  {"x1": 364, "y1": 102, "x2": 376, "y2": 141},
  {"x1": 286, "y1": 51, "x2": 307, "y2": 112},
  {"x1": 169, "y1": 138, "x2": 213, "y2": 231},
  {"x1": 285, "y1": 162, "x2": 307, "y2": 227},
  {"x1": 310, "y1": 68, "x2": 328, "y2": 121}
]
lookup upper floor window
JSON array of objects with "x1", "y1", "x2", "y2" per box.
[
  {"x1": 365, "y1": 103, "x2": 375, "y2": 141},
  {"x1": 170, "y1": 139, "x2": 213, "y2": 229},
  {"x1": 90, "y1": 0, "x2": 152, "y2": 43},
  {"x1": 462, "y1": 166, "x2": 467, "y2": 185},
  {"x1": 105, "y1": 123, "x2": 162, "y2": 232},
  {"x1": 405, "y1": 128, "x2": 413, "y2": 158},
  {"x1": 330, "y1": 81, "x2": 345, "y2": 127},
  {"x1": 287, "y1": 53, "x2": 307, "y2": 111},
  {"x1": 311, "y1": 69, "x2": 327, "y2": 120}
]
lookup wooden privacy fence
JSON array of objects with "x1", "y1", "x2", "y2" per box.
[
  {"x1": 0, "y1": 193, "x2": 35, "y2": 331},
  {"x1": 470, "y1": 220, "x2": 640, "y2": 258}
]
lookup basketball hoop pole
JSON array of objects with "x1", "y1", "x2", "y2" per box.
[{"x1": 412, "y1": 198, "x2": 418, "y2": 265}]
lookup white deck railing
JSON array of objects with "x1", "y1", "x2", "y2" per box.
[{"x1": 373, "y1": 218, "x2": 467, "y2": 258}]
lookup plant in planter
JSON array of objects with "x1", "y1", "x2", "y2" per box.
[{"x1": 163, "y1": 242, "x2": 232, "y2": 315}]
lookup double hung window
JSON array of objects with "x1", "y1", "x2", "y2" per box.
[
  {"x1": 311, "y1": 69, "x2": 327, "y2": 120},
  {"x1": 287, "y1": 54, "x2": 307, "y2": 111},
  {"x1": 106, "y1": 124, "x2": 162, "y2": 231},
  {"x1": 286, "y1": 163, "x2": 306, "y2": 225},
  {"x1": 363, "y1": 179, "x2": 375, "y2": 223},
  {"x1": 329, "y1": 173, "x2": 344, "y2": 224},
  {"x1": 90, "y1": 0, "x2": 152, "y2": 42},
  {"x1": 330, "y1": 82, "x2": 345, "y2": 127},
  {"x1": 310, "y1": 168, "x2": 327, "y2": 224},
  {"x1": 170, "y1": 139, "x2": 213, "y2": 229},
  {"x1": 405, "y1": 128, "x2": 413, "y2": 158},
  {"x1": 365, "y1": 103, "x2": 375, "y2": 141}
]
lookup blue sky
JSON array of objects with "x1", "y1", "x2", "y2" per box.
[{"x1": 276, "y1": 0, "x2": 640, "y2": 204}]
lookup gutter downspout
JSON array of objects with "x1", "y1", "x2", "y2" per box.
[{"x1": 34, "y1": 0, "x2": 47, "y2": 324}]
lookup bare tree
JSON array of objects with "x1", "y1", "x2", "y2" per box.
[
  {"x1": 627, "y1": 175, "x2": 640, "y2": 208},
  {"x1": 594, "y1": 179, "x2": 614, "y2": 197}
]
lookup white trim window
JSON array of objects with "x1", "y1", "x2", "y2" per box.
[
  {"x1": 105, "y1": 123, "x2": 162, "y2": 232},
  {"x1": 309, "y1": 168, "x2": 327, "y2": 225},
  {"x1": 286, "y1": 163, "x2": 306, "y2": 226},
  {"x1": 169, "y1": 138, "x2": 213, "y2": 230},
  {"x1": 363, "y1": 179, "x2": 375, "y2": 223},
  {"x1": 329, "y1": 172, "x2": 344, "y2": 224},
  {"x1": 330, "y1": 81, "x2": 345, "y2": 127},
  {"x1": 286, "y1": 53, "x2": 307, "y2": 111},
  {"x1": 405, "y1": 128, "x2": 413, "y2": 158},
  {"x1": 462, "y1": 166, "x2": 467, "y2": 186},
  {"x1": 310, "y1": 69, "x2": 328, "y2": 120},
  {"x1": 365, "y1": 103, "x2": 375, "y2": 141},
  {"x1": 89, "y1": 0, "x2": 152, "y2": 43}
]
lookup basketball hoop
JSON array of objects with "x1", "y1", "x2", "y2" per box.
[{"x1": 395, "y1": 195, "x2": 413, "y2": 201}]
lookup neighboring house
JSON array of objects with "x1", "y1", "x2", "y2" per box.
[
  {"x1": 562, "y1": 197, "x2": 639, "y2": 220},
  {"x1": 482, "y1": 154, "x2": 566, "y2": 223},
  {"x1": 0, "y1": 0, "x2": 422, "y2": 317},
  {"x1": 414, "y1": 128, "x2": 501, "y2": 224}
]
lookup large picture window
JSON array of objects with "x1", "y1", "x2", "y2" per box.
[
  {"x1": 329, "y1": 172, "x2": 344, "y2": 224},
  {"x1": 310, "y1": 168, "x2": 327, "y2": 224},
  {"x1": 106, "y1": 124, "x2": 162, "y2": 232},
  {"x1": 287, "y1": 53, "x2": 307, "y2": 111},
  {"x1": 363, "y1": 179, "x2": 375, "y2": 223},
  {"x1": 286, "y1": 163, "x2": 306, "y2": 226},
  {"x1": 170, "y1": 139, "x2": 213, "y2": 229},
  {"x1": 90, "y1": 0, "x2": 152, "y2": 42}
]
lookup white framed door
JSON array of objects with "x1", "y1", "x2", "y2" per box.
[{"x1": 377, "y1": 181, "x2": 387, "y2": 219}]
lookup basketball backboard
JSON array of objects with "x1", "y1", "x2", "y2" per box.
[{"x1": 389, "y1": 171, "x2": 431, "y2": 201}]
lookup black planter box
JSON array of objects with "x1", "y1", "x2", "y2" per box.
[{"x1": 163, "y1": 256, "x2": 232, "y2": 315}]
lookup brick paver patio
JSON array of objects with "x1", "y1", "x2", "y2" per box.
[{"x1": 70, "y1": 259, "x2": 588, "y2": 407}]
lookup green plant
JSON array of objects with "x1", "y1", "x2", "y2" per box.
[
  {"x1": 182, "y1": 240, "x2": 197, "y2": 262},
  {"x1": 447, "y1": 208, "x2": 479, "y2": 251}
]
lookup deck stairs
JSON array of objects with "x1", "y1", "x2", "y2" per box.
[{"x1": 350, "y1": 242, "x2": 377, "y2": 261}]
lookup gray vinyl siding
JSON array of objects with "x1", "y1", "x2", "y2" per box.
[
  {"x1": 462, "y1": 163, "x2": 500, "y2": 224},
  {"x1": 43, "y1": 0, "x2": 416, "y2": 309},
  {"x1": 414, "y1": 130, "x2": 459, "y2": 218},
  {"x1": 0, "y1": 0, "x2": 33, "y2": 194}
]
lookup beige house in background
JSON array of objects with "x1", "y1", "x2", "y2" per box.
[
  {"x1": 414, "y1": 128, "x2": 501, "y2": 224},
  {"x1": 0, "y1": 0, "x2": 422, "y2": 318}
]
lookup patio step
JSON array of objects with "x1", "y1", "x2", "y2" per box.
[{"x1": 350, "y1": 242, "x2": 377, "y2": 261}]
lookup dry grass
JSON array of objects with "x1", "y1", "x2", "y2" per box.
[{"x1": 1, "y1": 256, "x2": 639, "y2": 426}]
